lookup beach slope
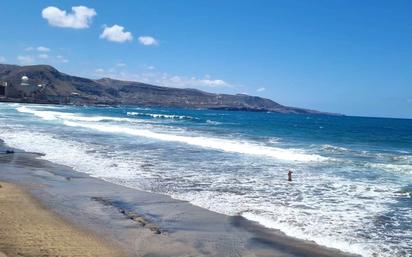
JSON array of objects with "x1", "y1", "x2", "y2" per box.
[{"x1": 0, "y1": 181, "x2": 126, "y2": 257}]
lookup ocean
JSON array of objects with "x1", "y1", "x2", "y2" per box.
[{"x1": 0, "y1": 102, "x2": 411, "y2": 257}]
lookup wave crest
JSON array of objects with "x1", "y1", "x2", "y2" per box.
[
  {"x1": 17, "y1": 106, "x2": 140, "y2": 123},
  {"x1": 63, "y1": 120, "x2": 327, "y2": 162},
  {"x1": 127, "y1": 112, "x2": 194, "y2": 120}
]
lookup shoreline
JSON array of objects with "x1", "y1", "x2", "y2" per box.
[{"x1": 0, "y1": 141, "x2": 359, "y2": 257}]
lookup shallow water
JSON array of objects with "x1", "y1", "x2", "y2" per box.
[{"x1": 0, "y1": 103, "x2": 411, "y2": 257}]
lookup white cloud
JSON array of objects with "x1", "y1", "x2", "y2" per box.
[
  {"x1": 42, "y1": 6, "x2": 96, "y2": 29},
  {"x1": 100, "y1": 25, "x2": 133, "y2": 43},
  {"x1": 26, "y1": 46, "x2": 51, "y2": 52},
  {"x1": 130, "y1": 72, "x2": 232, "y2": 89},
  {"x1": 16, "y1": 53, "x2": 69, "y2": 65},
  {"x1": 37, "y1": 46, "x2": 50, "y2": 52},
  {"x1": 138, "y1": 36, "x2": 158, "y2": 46},
  {"x1": 93, "y1": 65, "x2": 232, "y2": 90},
  {"x1": 56, "y1": 55, "x2": 69, "y2": 63},
  {"x1": 199, "y1": 79, "x2": 229, "y2": 87},
  {"x1": 38, "y1": 54, "x2": 49, "y2": 59},
  {"x1": 156, "y1": 73, "x2": 233, "y2": 88},
  {"x1": 17, "y1": 55, "x2": 35, "y2": 65},
  {"x1": 257, "y1": 87, "x2": 266, "y2": 92},
  {"x1": 116, "y1": 62, "x2": 126, "y2": 67},
  {"x1": 0, "y1": 56, "x2": 6, "y2": 63},
  {"x1": 157, "y1": 74, "x2": 232, "y2": 89}
]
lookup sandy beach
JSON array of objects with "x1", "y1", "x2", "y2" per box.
[
  {"x1": 0, "y1": 141, "x2": 359, "y2": 257},
  {"x1": 0, "y1": 181, "x2": 126, "y2": 257}
]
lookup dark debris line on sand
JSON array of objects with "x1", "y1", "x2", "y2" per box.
[{"x1": 91, "y1": 196, "x2": 162, "y2": 234}]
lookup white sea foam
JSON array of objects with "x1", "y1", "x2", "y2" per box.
[
  {"x1": 0, "y1": 129, "x2": 152, "y2": 181},
  {"x1": 0, "y1": 123, "x2": 409, "y2": 257},
  {"x1": 127, "y1": 111, "x2": 194, "y2": 120},
  {"x1": 173, "y1": 178, "x2": 402, "y2": 257},
  {"x1": 366, "y1": 162, "x2": 412, "y2": 175},
  {"x1": 267, "y1": 137, "x2": 281, "y2": 144},
  {"x1": 16, "y1": 105, "x2": 325, "y2": 162},
  {"x1": 241, "y1": 212, "x2": 370, "y2": 257},
  {"x1": 23, "y1": 104, "x2": 61, "y2": 109},
  {"x1": 16, "y1": 106, "x2": 142, "y2": 123},
  {"x1": 62, "y1": 120, "x2": 326, "y2": 162},
  {"x1": 320, "y1": 144, "x2": 349, "y2": 152},
  {"x1": 391, "y1": 155, "x2": 412, "y2": 164},
  {"x1": 0, "y1": 102, "x2": 20, "y2": 107},
  {"x1": 206, "y1": 119, "x2": 221, "y2": 125}
]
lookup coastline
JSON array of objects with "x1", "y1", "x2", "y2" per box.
[{"x1": 0, "y1": 141, "x2": 359, "y2": 257}]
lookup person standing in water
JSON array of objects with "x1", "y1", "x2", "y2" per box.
[{"x1": 288, "y1": 170, "x2": 293, "y2": 181}]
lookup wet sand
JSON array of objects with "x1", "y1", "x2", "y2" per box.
[
  {"x1": 0, "y1": 182, "x2": 126, "y2": 257},
  {"x1": 0, "y1": 142, "x2": 360, "y2": 257}
]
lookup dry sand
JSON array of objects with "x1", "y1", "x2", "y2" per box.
[{"x1": 0, "y1": 181, "x2": 126, "y2": 257}]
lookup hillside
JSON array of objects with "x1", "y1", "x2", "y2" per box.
[{"x1": 0, "y1": 64, "x2": 334, "y2": 114}]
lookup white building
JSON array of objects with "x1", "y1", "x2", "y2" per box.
[{"x1": 21, "y1": 75, "x2": 29, "y2": 86}]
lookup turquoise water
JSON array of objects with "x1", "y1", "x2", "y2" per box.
[{"x1": 0, "y1": 102, "x2": 411, "y2": 257}]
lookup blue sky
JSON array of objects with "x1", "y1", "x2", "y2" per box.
[{"x1": 0, "y1": 0, "x2": 411, "y2": 118}]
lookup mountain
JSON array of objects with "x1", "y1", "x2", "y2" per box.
[{"x1": 0, "y1": 64, "x2": 337, "y2": 115}]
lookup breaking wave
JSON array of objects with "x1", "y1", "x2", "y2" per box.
[
  {"x1": 17, "y1": 106, "x2": 141, "y2": 123},
  {"x1": 127, "y1": 111, "x2": 194, "y2": 120},
  {"x1": 62, "y1": 120, "x2": 326, "y2": 162}
]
